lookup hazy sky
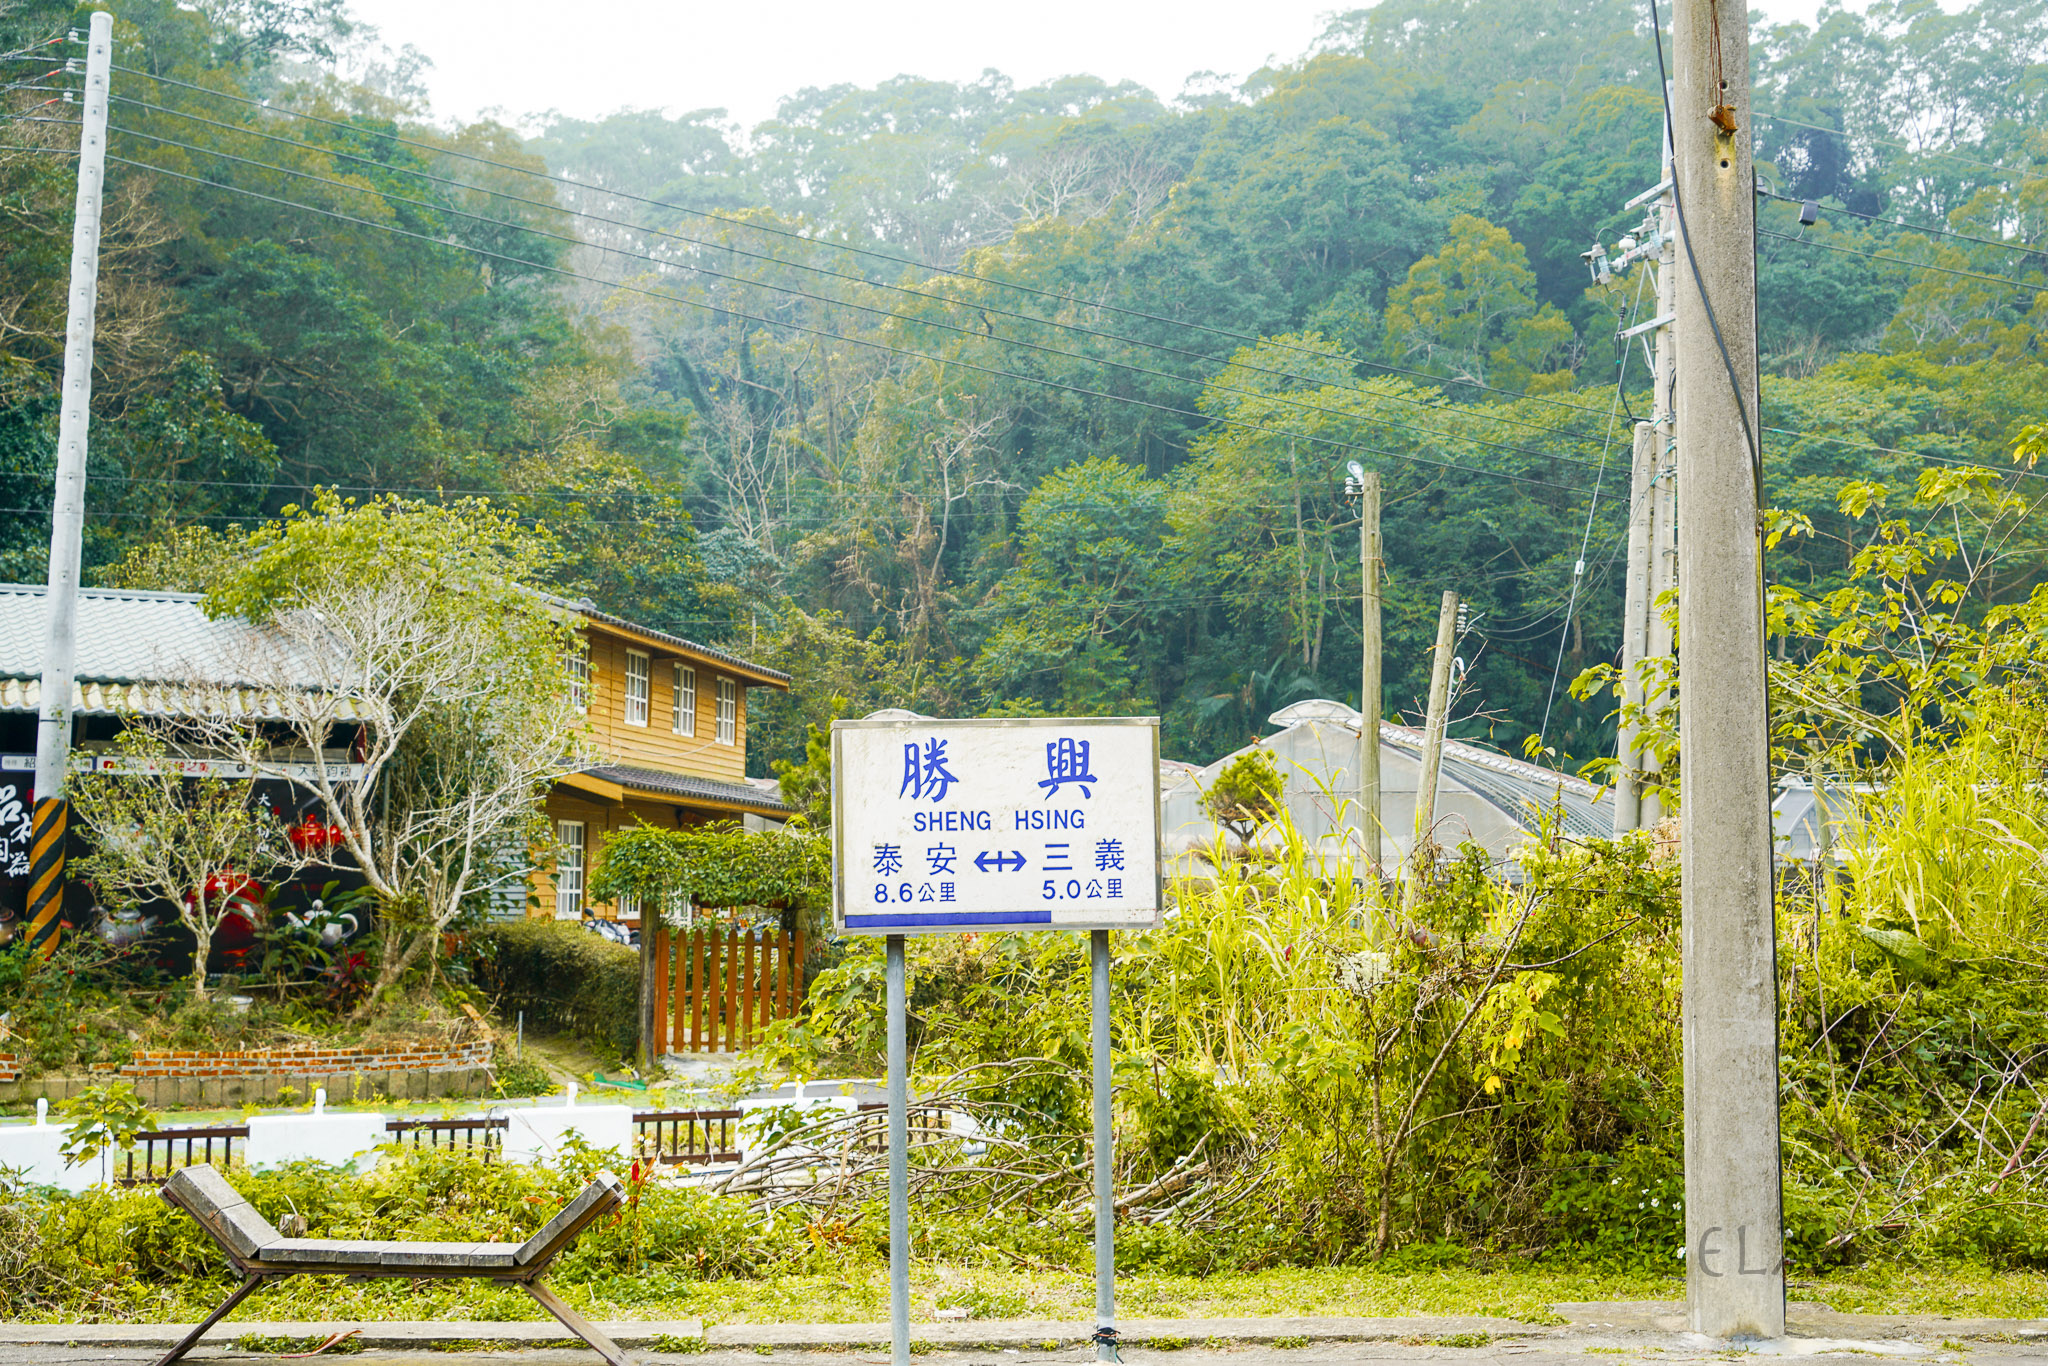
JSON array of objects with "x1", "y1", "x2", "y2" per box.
[{"x1": 342, "y1": 0, "x2": 1848, "y2": 133}]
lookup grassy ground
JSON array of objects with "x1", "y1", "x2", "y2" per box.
[{"x1": 28, "y1": 1260, "x2": 2048, "y2": 1328}]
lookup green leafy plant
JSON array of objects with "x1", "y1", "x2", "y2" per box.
[
  {"x1": 588, "y1": 822, "x2": 828, "y2": 935},
  {"x1": 1198, "y1": 748, "x2": 1284, "y2": 844},
  {"x1": 491, "y1": 1054, "x2": 557, "y2": 1099},
  {"x1": 59, "y1": 1084, "x2": 159, "y2": 1187},
  {"x1": 934, "y1": 1286, "x2": 1027, "y2": 1319}
]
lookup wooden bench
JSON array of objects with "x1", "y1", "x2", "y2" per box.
[{"x1": 156, "y1": 1163, "x2": 634, "y2": 1366}]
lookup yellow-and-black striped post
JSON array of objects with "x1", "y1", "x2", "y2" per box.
[
  {"x1": 25, "y1": 794, "x2": 66, "y2": 953},
  {"x1": 21, "y1": 10, "x2": 114, "y2": 957}
]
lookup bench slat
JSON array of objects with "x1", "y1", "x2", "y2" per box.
[
  {"x1": 163, "y1": 1166, "x2": 282, "y2": 1260},
  {"x1": 515, "y1": 1172, "x2": 623, "y2": 1266},
  {"x1": 261, "y1": 1238, "x2": 522, "y2": 1268}
]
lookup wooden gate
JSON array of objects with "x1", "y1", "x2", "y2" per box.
[{"x1": 646, "y1": 924, "x2": 805, "y2": 1055}]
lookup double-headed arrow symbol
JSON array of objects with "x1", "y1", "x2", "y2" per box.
[{"x1": 973, "y1": 849, "x2": 1027, "y2": 873}]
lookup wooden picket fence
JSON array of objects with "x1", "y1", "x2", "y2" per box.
[{"x1": 647, "y1": 923, "x2": 805, "y2": 1055}]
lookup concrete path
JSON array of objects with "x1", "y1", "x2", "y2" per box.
[{"x1": 0, "y1": 1303, "x2": 2038, "y2": 1366}]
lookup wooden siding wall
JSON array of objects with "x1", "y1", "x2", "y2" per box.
[
  {"x1": 538, "y1": 793, "x2": 715, "y2": 921},
  {"x1": 580, "y1": 628, "x2": 748, "y2": 783}
]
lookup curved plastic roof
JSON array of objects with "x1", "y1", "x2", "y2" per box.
[{"x1": 1161, "y1": 701, "x2": 1604, "y2": 867}]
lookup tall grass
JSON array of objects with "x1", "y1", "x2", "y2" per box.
[{"x1": 1845, "y1": 700, "x2": 2048, "y2": 969}]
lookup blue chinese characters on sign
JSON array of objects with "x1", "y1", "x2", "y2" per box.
[
  {"x1": 899, "y1": 739, "x2": 960, "y2": 802},
  {"x1": 1037, "y1": 737, "x2": 1097, "y2": 799}
]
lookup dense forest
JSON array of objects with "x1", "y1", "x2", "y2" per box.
[{"x1": 0, "y1": 0, "x2": 2043, "y2": 774}]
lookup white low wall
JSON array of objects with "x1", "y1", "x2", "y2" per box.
[
  {"x1": 500, "y1": 1102, "x2": 636, "y2": 1166},
  {"x1": 246, "y1": 1110, "x2": 388, "y2": 1172},
  {"x1": 0, "y1": 1089, "x2": 647, "y2": 1190},
  {"x1": 0, "y1": 1099, "x2": 95, "y2": 1193}
]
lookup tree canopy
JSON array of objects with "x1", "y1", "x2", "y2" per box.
[{"x1": 0, "y1": 0, "x2": 2038, "y2": 779}]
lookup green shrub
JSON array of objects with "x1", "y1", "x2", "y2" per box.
[
  {"x1": 490, "y1": 1053, "x2": 557, "y2": 1098},
  {"x1": 464, "y1": 919, "x2": 639, "y2": 1060}
]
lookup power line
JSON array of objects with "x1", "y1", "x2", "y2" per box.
[
  {"x1": 2, "y1": 494, "x2": 1585, "y2": 619},
  {"x1": 4, "y1": 468, "x2": 1513, "y2": 524},
  {"x1": 1758, "y1": 189, "x2": 2042, "y2": 258},
  {"x1": 117, "y1": 71, "x2": 2013, "y2": 478},
  {"x1": 112, "y1": 65, "x2": 1641, "y2": 429},
  {"x1": 4, "y1": 158, "x2": 2026, "y2": 496},
  {"x1": 86, "y1": 151, "x2": 1597, "y2": 497},
  {"x1": 107, "y1": 118, "x2": 1609, "y2": 475},
  {"x1": 114, "y1": 92, "x2": 1607, "y2": 451},
  {"x1": 1538, "y1": 301, "x2": 1636, "y2": 742},
  {"x1": 1758, "y1": 227, "x2": 2046, "y2": 297},
  {"x1": 1755, "y1": 111, "x2": 2048, "y2": 190}
]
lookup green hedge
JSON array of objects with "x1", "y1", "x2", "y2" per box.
[{"x1": 465, "y1": 919, "x2": 638, "y2": 1060}]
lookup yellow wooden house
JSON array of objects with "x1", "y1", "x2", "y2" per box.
[{"x1": 540, "y1": 599, "x2": 791, "y2": 925}]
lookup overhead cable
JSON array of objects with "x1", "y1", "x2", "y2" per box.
[
  {"x1": 112, "y1": 91, "x2": 1601, "y2": 448},
  {"x1": 109, "y1": 65, "x2": 1639, "y2": 427},
  {"x1": 96, "y1": 151, "x2": 1596, "y2": 496},
  {"x1": 1758, "y1": 228, "x2": 2046, "y2": 297},
  {"x1": 106, "y1": 118, "x2": 1605, "y2": 473}
]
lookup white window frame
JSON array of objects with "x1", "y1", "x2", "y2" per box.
[
  {"x1": 715, "y1": 677, "x2": 737, "y2": 746},
  {"x1": 566, "y1": 647, "x2": 589, "y2": 713},
  {"x1": 672, "y1": 663, "x2": 696, "y2": 737},
  {"x1": 624, "y1": 649, "x2": 651, "y2": 727},
  {"x1": 554, "y1": 821, "x2": 585, "y2": 919}
]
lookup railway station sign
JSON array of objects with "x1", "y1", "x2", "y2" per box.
[{"x1": 831, "y1": 716, "x2": 1161, "y2": 934}]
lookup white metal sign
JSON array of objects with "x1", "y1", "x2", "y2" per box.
[{"x1": 831, "y1": 717, "x2": 1161, "y2": 934}]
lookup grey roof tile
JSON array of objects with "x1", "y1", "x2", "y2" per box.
[
  {"x1": 579, "y1": 764, "x2": 794, "y2": 815},
  {"x1": 540, "y1": 592, "x2": 790, "y2": 686},
  {"x1": 0, "y1": 585, "x2": 374, "y2": 720}
]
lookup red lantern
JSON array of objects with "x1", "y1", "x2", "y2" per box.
[{"x1": 286, "y1": 815, "x2": 346, "y2": 853}]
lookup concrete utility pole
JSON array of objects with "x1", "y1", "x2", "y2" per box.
[
  {"x1": 1615, "y1": 420, "x2": 1655, "y2": 836},
  {"x1": 1641, "y1": 186, "x2": 1679, "y2": 832},
  {"x1": 1402, "y1": 590, "x2": 1458, "y2": 917},
  {"x1": 26, "y1": 10, "x2": 113, "y2": 954},
  {"x1": 1671, "y1": 0, "x2": 1784, "y2": 1338},
  {"x1": 1359, "y1": 471, "x2": 1382, "y2": 870},
  {"x1": 1610, "y1": 128, "x2": 1679, "y2": 836}
]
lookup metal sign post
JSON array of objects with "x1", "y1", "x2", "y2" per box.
[
  {"x1": 1091, "y1": 927, "x2": 1114, "y2": 1361},
  {"x1": 886, "y1": 932, "x2": 909, "y2": 1366},
  {"x1": 833, "y1": 717, "x2": 1162, "y2": 1366}
]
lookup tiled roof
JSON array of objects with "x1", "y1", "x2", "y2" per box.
[
  {"x1": 0, "y1": 584, "x2": 372, "y2": 720},
  {"x1": 0, "y1": 676, "x2": 379, "y2": 721},
  {"x1": 542, "y1": 594, "x2": 791, "y2": 687},
  {"x1": 580, "y1": 763, "x2": 794, "y2": 815}
]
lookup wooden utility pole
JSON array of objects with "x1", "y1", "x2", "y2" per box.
[
  {"x1": 1402, "y1": 591, "x2": 1458, "y2": 916},
  {"x1": 26, "y1": 12, "x2": 112, "y2": 954},
  {"x1": 1359, "y1": 472, "x2": 1382, "y2": 870},
  {"x1": 1671, "y1": 0, "x2": 1784, "y2": 1338}
]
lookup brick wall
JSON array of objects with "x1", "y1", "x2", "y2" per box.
[
  {"x1": 121, "y1": 1041, "x2": 490, "y2": 1079},
  {"x1": 0, "y1": 1052, "x2": 18, "y2": 1083}
]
